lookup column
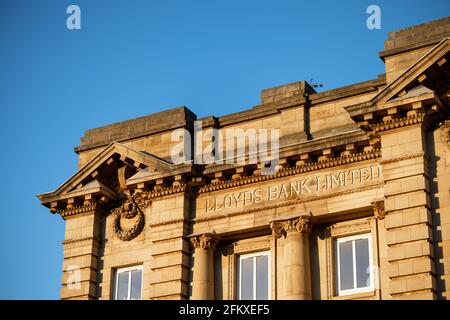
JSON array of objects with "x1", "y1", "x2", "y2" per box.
[
  {"x1": 270, "y1": 215, "x2": 312, "y2": 300},
  {"x1": 190, "y1": 232, "x2": 219, "y2": 300}
]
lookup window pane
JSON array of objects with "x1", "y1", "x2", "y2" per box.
[
  {"x1": 338, "y1": 241, "x2": 354, "y2": 291},
  {"x1": 130, "y1": 269, "x2": 142, "y2": 300},
  {"x1": 240, "y1": 257, "x2": 254, "y2": 299},
  {"x1": 256, "y1": 255, "x2": 269, "y2": 300},
  {"x1": 355, "y1": 238, "x2": 370, "y2": 288},
  {"x1": 116, "y1": 272, "x2": 129, "y2": 300}
]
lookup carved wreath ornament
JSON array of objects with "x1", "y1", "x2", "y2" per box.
[{"x1": 111, "y1": 192, "x2": 151, "y2": 241}]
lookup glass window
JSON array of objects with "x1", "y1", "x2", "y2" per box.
[
  {"x1": 238, "y1": 252, "x2": 270, "y2": 300},
  {"x1": 114, "y1": 266, "x2": 143, "y2": 300},
  {"x1": 336, "y1": 234, "x2": 373, "y2": 296}
]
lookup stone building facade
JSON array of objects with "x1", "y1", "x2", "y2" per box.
[{"x1": 38, "y1": 17, "x2": 450, "y2": 300}]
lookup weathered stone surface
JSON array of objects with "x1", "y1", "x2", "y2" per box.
[{"x1": 38, "y1": 17, "x2": 450, "y2": 300}]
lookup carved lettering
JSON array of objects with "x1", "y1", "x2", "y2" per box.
[
  {"x1": 269, "y1": 186, "x2": 278, "y2": 200},
  {"x1": 254, "y1": 189, "x2": 262, "y2": 203},
  {"x1": 204, "y1": 165, "x2": 382, "y2": 213},
  {"x1": 280, "y1": 184, "x2": 289, "y2": 199},
  {"x1": 360, "y1": 167, "x2": 370, "y2": 182},
  {"x1": 301, "y1": 178, "x2": 311, "y2": 193}
]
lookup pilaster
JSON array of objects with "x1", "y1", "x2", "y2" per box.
[
  {"x1": 60, "y1": 203, "x2": 102, "y2": 300},
  {"x1": 378, "y1": 115, "x2": 436, "y2": 299},
  {"x1": 148, "y1": 192, "x2": 192, "y2": 300}
]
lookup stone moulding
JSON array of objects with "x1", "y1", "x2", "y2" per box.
[
  {"x1": 59, "y1": 203, "x2": 97, "y2": 219},
  {"x1": 325, "y1": 219, "x2": 373, "y2": 237},
  {"x1": 61, "y1": 236, "x2": 97, "y2": 245},
  {"x1": 198, "y1": 149, "x2": 382, "y2": 194},
  {"x1": 379, "y1": 152, "x2": 426, "y2": 165},
  {"x1": 372, "y1": 112, "x2": 426, "y2": 132},
  {"x1": 149, "y1": 218, "x2": 187, "y2": 228}
]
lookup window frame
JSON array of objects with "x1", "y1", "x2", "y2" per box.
[
  {"x1": 114, "y1": 265, "x2": 143, "y2": 300},
  {"x1": 335, "y1": 233, "x2": 374, "y2": 296},
  {"x1": 237, "y1": 251, "x2": 271, "y2": 300}
]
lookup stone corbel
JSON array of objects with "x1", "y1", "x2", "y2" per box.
[
  {"x1": 270, "y1": 213, "x2": 313, "y2": 239},
  {"x1": 371, "y1": 199, "x2": 386, "y2": 220}
]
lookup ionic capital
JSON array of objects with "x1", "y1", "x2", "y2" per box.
[
  {"x1": 270, "y1": 214, "x2": 313, "y2": 239},
  {"x1": 190, "y1": 232, "x2": 219, "y2": 250}
]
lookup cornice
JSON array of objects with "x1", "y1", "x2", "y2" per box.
[
  {"x1": 372, "y1": 112, "x2": 426, "y2": 132},
  {"x1": 198, "y1": 149, "x2": 381, "y2": 194},
  {"x1": 59, "y1": 203, "x2": 97, "y2": 219}
]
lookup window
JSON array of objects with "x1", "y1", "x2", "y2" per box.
[
  {"x1": 114, "y1": 265, "x2": 143, "y2": 300},
  {"x1": 237, "y1": 251, "x2": 270, "y2": 300},
  {"x1": 335, "y1": 234, "x2": 373, "y2": 296}
]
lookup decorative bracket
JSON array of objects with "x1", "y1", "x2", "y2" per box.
[{"x1": 371, "y1": 199, "x2": 386, "y2": 220}]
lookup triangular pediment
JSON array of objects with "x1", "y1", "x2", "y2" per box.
[
  {"x1": 375, "y1": 37, "x2": 450, "y2": 105},
  {"x1": 346, "y1": 37, "x2": 450, "y2": 117},
  {"x1": 37, "y1": 142, "x2": 175, "y2": 205}
]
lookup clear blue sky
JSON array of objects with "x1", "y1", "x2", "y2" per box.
[{"x1": 0, "y1": 0, "x2": 448, "y2": 299}]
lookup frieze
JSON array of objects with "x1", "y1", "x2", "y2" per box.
[
  {"x1": 194, "y1": 183, "x2": 384, "y2": 224},
  {"x1": 202, "y1": 164, "x2": 382, "y2": 214}
]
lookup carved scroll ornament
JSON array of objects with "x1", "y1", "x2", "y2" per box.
[
  {"x1": 372, "y1": 200, "x2": 386, "y2": 220},
  {"x1": 190, "y1": 232, "x2": 219, "y2": 250},
  {"x1": 270, "y1": 214, "x2": 312, "y2": 239}
]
